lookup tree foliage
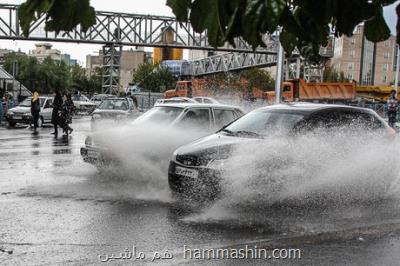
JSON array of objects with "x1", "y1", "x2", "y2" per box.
[
  {"x1": 323, "y1": 66, "x2": 350, "y2": 82},
  {"x1": 18, "y1": 0, "x2": 95, "y2": 37},
  {"x1": 241, "y1": 69, "x2": 275, "y2": 91},
  {"x1": 3, "y1": 53, "x2": 102, "y2": 95},
  {"x1": 167, "y1": 0, "x2": 396, "y2": 62},
  {"x1": 17, "y1": 0, "x2": 398, "y2": 63},
  {"x1": 132, "y1": 62, "x2": 176, "y2": 93}
]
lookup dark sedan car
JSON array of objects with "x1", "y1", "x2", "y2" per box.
[{"x1": 168, "y1": 103, "x2": 395, "y2": 200}]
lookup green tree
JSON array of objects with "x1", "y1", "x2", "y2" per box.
[
  {"x1": 132, "y1": 62, "x2": 176, "y2": 93},
  {"x1": 71, "y1": 65, "x2": 102, "y2": 95},
  {"x1": 16, "y1": 0, "x2": 398, "y2": 65},
  {"x1": 323, "y1": 66, "x2": 350, "y2": 82},
  {"x1": 241, "y1": 69, "x2": 275, "y2": 91},
  {"x1": 4, "y1": 53, "x2": 102, "y2": 95}
]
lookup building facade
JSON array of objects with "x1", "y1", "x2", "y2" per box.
[
  {"x1": 29, "y1": 43, "x2": 61, "y2": 62},
  {"x1": 86, "y1": 48, "x2": 151, "y2": 91},
  {"x1": 330, "y1": 24, "x2": 397, "y2": 85}
]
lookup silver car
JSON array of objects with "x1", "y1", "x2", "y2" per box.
[
  {"x1": 6, "y1": 96, "x2": 53, "y2": 127},
  {"x1": 81, "y1": 102, "x2": 245, "y2": 166}
]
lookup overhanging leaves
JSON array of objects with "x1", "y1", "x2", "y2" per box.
[{"x1": 18, "y1": 0, "x2": 95, "y2": 37}]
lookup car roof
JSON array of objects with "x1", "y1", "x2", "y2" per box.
[
  {"x1": 103, "y1": 97, "x2": 129, "y2": 100},
  {"x1": 155, "y1": 102, "x2": 243, "y2": 110},
  {"x1": 257, "y1": 103, "x2": 375, "y2": 115}
]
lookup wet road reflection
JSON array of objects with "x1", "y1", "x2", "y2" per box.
[{"x1": 1, "y1": 117, "x2": 400, "y2": 265}]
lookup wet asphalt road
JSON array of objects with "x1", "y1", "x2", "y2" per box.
[{"x1": 2, "y1": 117, "x2": 400, "y2": 265}]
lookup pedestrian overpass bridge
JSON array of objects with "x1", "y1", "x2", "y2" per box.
[{"x1": 0, "y1": 4, "x2": 305, "y2": 93}]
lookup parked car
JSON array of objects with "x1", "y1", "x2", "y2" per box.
[
  {"x1": 6, "y1": 96, "x2": 53, "y2": 127},
  {"x1": 81, "y1": 103, "x2": 245, "y2": 166},
  {"x1": 91, "y1": 97, "x2": 138, "y2": 131},
  {"x1": 154, "y1": 97, "x2": 196, "y2": 106},
  {"x1": 126, "y1": 85, "x2": 143, "y2": 94},
  {"x1": 192, "y1": 97, "x2": 220, "y2": 104},
  {"x1": 91, "y1": 94, "x2": 114, "y2": 106},
  {"x1": 72, "y1": 94, "x2": 96, "y2": 114},
  {"x1": 168, "y1": 103, "x2": 395, "y2": 200}
]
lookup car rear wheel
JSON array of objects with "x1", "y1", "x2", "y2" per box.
[{"x1": 8, "y1": 121, "x2": 16, "y2": 127}]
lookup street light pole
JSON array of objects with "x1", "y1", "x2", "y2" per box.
[
  {"x1": 275, "y1": 40, "x2": 285, "y2": 104},
  {"x1": 394, "y1": 44, "x2": 400, "y2": 94}
]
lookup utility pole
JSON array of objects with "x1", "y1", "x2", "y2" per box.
[
  {"x1": 275, "y1": 40, "x2": 285, "y2": 104},
  {"x1": 394, "y1": 44, "x2": 400, "y2": 94}
]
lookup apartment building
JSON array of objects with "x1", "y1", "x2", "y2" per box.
[
  {"x1": 330, "y1": 24, "x2": 397, "y2": 85},
  {"x1": 86, "y1": 48, "x2": 152, "y2": 90}
]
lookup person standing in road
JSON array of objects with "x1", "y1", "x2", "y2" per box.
[
  {"x1": 387, "y1": 89, "x2": 398, "y2": 129},
  {"x1": 31, "y1": 92, "x2": 40, "y2": 133},
  {"x1": 0, "y1": 95, "x2": 3, "y2": 126},
  {"x1": 60, "y1": 93, "x2": 74, "y2": 136},
  {"x1": 51, "y1": 89, "x2": 63, "y2": 137},
  {"x1": 127, "y1": 91, "x2": 138, "y2": 108}
]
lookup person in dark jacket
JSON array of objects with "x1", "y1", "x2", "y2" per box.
[
  {"x1": 51, "y1": 89, "x2": 63, "y2": 137},
  {"x1": 31, "y1": 91, "x2": 40, "y2": 133},
  {"x1": 387, "y1": 89, "x2": 398, "y2": 129},
  {"x1": 60, "y1": 93, "x2": 74, "y2": 136}
]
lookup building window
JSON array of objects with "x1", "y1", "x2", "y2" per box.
[
  {"x1": 383, "y1": 64, "x2": 388, "y2": 71},
  {"x1": 351, "y1": 38, "x2": 356, "y2": 45},
  {"x1": 384, "y1": 52, "x2": 390, "y2": 59},
  {"x1": 348, "y1": 62, "x2": 354, "y2": 70},
  {"x1": 383, "y1": 75, "x2": 387, "y2": 83},
  {"x1": 385, "y1": 40, "x2": 390, "y2": 47},
  {"x1": 350, "y1": 50, "x2": 355, "y2": 58}
]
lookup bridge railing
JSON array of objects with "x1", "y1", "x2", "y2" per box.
[{"x1": 0, "y1": 4, "x2": 276, "y2": 54}]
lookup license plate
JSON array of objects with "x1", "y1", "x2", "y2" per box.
[
  {"x1": 175, "y1": 166, "x2": 198, "y2": 179},
  {"x1": 13, "y1": 116, "x2": 22, "y2": 119},
  {"x1": 87, "y1": 150, "x2": 100, "y2": 158}
]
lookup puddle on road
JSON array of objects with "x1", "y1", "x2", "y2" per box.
[{"x1": 17, "y1": 126, "x2": 400, "y2": 239}]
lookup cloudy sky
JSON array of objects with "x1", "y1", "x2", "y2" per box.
[{"x1": 0, "y1": 0, "x2": 398, "y2": 65}]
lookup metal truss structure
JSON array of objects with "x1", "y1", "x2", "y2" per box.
[
  {"x1": 0, "y1": 4, "x2": 275, "y2": 54},
  {"x1": 0, "y1": 4, "x2": 329, "y2": 85},
  {"x1": 191, "y1": 53, "x2": 279, "y2": 76},
  {"x1": 102, "y1": 44, "x2": 122, "y2": 94}
]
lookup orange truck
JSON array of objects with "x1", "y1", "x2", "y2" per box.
[
  {"x1": 265, "y1": 79, "x2": 357, "y2": 103},
  {"x1": 164, "y1": 79, "x2": 207, "y2": 98}
]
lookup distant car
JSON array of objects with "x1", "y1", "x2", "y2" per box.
[
  {"x1": 6, "y1": 96, "x2": 53, "y2": 127},
  {"x1": 91, "y1": 94, "x2": 114, "y2": 106},
  {"x1": 91, "y1": 97, "x2": 138, "y2": 131},
  {"x1": 154, "y1": 97, "x2": 196, "y2": 106},
  {"x1": 81, "y1": 103, "x2": 245, "y2": 166},
  {"x1": 126, "y1": 85, "x2": 143, "y2": 94},
  {"x1": 72, "y1": 94, "x2": 96, "y2": 114},
  {"x1": 168, "y1": 103, "x2": 395, "y2": 200},
  {"x1": 192, "y1": 97, "x2": 219, "y2": 104}
]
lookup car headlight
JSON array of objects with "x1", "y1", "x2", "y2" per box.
[
  {"x1": 92, "y1": 114, "x2": 101, "y2": 119},
  {"x1": 207, "y1": 158, "x2": 229, "y2": 170},
  {"x1": 171, "y1": 150, "x2": 178, "y2": 161},
  {"x1": 85, "y1": 136, "x2": 93, "y2": 147},
  {"x1": 6, "y1": 111, "x2": 13, "y2": 116}
]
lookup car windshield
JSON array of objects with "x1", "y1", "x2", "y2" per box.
[
  {"x1": 98, "y1": 99, "x2": 129, "y2": 110},
  {"x1": 18, "y1": 98, "x2": 45, "y2": 107},
  {"x1": 134, "y1": 106, "x2": 183, "y2": 125},
  {"x1": 223, "y1": 110, "x2": 304, "y2": 137},
  {"x1": 72, "y1": 95, "x2": 89, "y2": 101}
]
